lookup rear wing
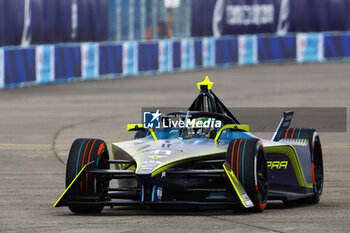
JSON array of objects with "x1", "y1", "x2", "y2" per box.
[{"x1": 271, "y1": 111, "x2": 294, "y2": 141}]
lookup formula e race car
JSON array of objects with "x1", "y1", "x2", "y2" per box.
[{"x1": 54, "y1": 77, "x2": 323, "y2": 213}]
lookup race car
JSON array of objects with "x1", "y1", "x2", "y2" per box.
[{"x1": 54, "y1": 76, "x2": 324, "y2": 213}]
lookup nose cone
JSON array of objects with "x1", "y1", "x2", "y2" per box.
[{"x1": 135, "y1": 148, "x2": 187, "y2": 175}]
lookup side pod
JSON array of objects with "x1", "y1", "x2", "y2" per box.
[{"x1": 223, "y1": 162, "x2": 254, "y2": 208}]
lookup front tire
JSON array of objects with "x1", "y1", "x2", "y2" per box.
[
  {"x1": 66, "y1": 138, "x2": 109, "y2": 213},
  {"x1": 226, "y1": 138, "x2": 268, "y2": 212}
]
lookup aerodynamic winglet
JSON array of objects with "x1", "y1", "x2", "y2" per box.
[
  {"x1": 223, "y1": 162, "x2": 254, "y2": 208},
  {"x1": 53, "y1": 162, "x2": 93, "y2": 207}
]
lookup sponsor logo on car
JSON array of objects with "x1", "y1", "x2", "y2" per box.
[
  {"x1": 267, "y1": 161, "x2": 288, "y2": 169},
  {"x1": 143, "y1": 109, "x2": 162, "y2": 129}
]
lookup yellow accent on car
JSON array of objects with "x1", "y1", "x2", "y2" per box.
[
  {"x1": 127, "y1": 124, "x2": 144, "y2": 131},
  {"x1": 214, "y1": 124, "x2": 250, "y2": 143},
  {"x1": 223, "y1": 162, "x2": 254, "y2": 208},
  {"x1": 197, "y1": 76, "x2": 214, "y2": 90},
  {"x1": 148, "y1": 129, "x2": 157, "y2": 143},
  {"x1": 53, "y1": 164, "x2": 88, "y2": 207},
  {"x1": 267, "y1": 161, "x2": 288, "y2": 169}
]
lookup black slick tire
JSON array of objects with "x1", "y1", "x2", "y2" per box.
[
  {"x1": 226, "y1": 138, "x2": 268, "y2": 212},
  {"x1": 66, "y1": 138, "x2": 109, "y2": 213}
]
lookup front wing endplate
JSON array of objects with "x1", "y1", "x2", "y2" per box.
[
  {"x1": 53, "y1": 163, "x2": 90, "y2": 207},
  {"x1": 223, "y1": 162, "x2": 254, "y2": 208}
]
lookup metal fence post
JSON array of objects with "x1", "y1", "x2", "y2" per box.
[{"x1": 140, "y1": 0, "x2": 146, "y2": 40}]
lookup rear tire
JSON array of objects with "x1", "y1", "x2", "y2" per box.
[
  {"x1": 277, "y1": 128, "x2": 323, "y2": 205},
  {"x1": 66, "y1": 138, "x2": 109, "y2": 213},
  {"x1": 226, "y1": 138, "x2": 268, "y2": 212}
]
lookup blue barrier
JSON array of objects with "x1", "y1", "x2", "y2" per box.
[
  {"x1": 194, "y1": 39, "x2": 203, "y2": 67},
  {"x1": 55, "y1": 46, "x2": 81, "y2": 80},
  {"x1": 4, "y1": 48, "x2": 35, "y2": 86},
  {"x1": 258, "y1": 36, "x2": 296, "y2": 62},
  {"x1": 138, "y1": 42, "x2": 158, "y2": 72},
  {"x1": 324, "y1": 34, "x2": 350, "y2": 59},
  {"x1": 1, "y1": 31, "x2": 350, "y2": 89},
  {"x1": 99, "y1": 44, "x2": 123, "y2": 75},
  {"x1": 172, "y1": 41, "x2": 181, "y2": 69},
  {"x1": 215, "y1": 38, "x2": 238, "y2": 65}
]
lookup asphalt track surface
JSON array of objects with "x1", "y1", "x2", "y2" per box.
[{"x1": 1, "y1": 62, "x2": 350, "y2": 233}]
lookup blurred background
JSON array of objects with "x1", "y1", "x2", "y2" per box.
[
  {"x1": 0, "y1": 0, "x2": 350, "y2": 88},
  {"x1": 1, "y1": 0, "x2": 350, "y2": 46}
]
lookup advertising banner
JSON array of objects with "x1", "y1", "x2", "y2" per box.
[
  {"x1": 124, "y1": 41, "x2": 139, "y2": 75},
  {"x1": 181, "y1": 38, "x2": 195, "y2": 70},
  {"x1": 192, "y1": 0, "x2": 287, "y2": 37},
  {"x1": 238, "y1": 35, "x2": 257, "y2": 65},
  {"x1": 297, "y1": 33, "x2": 324, "y2": 63},
  {"x1": 3, "y1": 32, "x2": 350, "y2": 89},
  {"x1": 159, "y1": 40, "x2": 173, "y2": 73},
  {"x1": 36, "y1": 45, "x2": 54, "y2": 84},
  {"x1": 81, "y1": 43, "x2": 99, "y2": 79},
  {"x1": 202, "y1": 37, "x2": 216, "y2": 67},
  {"x1": 191, "y1": 0, "x2": 350, "y2": 37}
]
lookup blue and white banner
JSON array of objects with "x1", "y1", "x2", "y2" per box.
[
  {"x1": 297, "y1": 33, "x2": 324, "y2": 63},
  {"x1": 0, "y1": 48, "x2": 4, "y2": 88},
  {"x1": 181, "y1": 38, "x2": 195, "y2": 70},
  {"x1": 123, "y1": 41, "x2": 138, "y2": 75},
  {"x1": 202, "y1": 37, "x2": 215, "y2": 67},
  {"x1": 81, "y1": 43, "x2": 99, "y2": 79},
  {"x1": 159, "y1": 40, "x2": 173, "y2": 73},
  {"x1": 36, "y1": 45, "x2": 54, "y2": 84},
  {"x1": 3, "y1": 32, "x2": 350, "y2": 89},
  {"x1": 238, "y1": 35, "x2": 257, "y2": 65}
]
